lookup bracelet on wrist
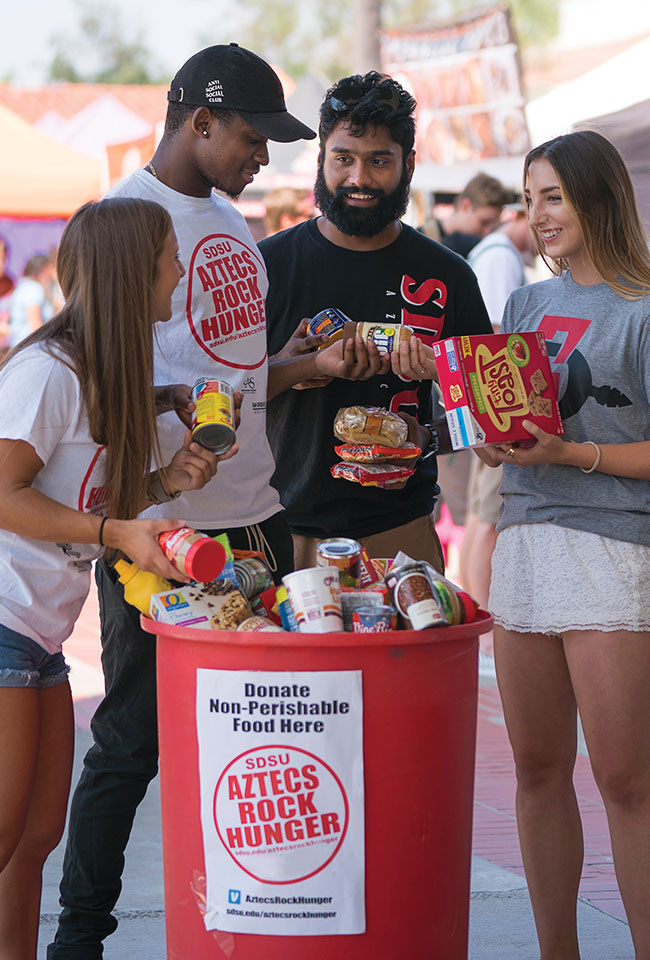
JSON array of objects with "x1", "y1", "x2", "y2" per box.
[
  {"x1": 580, "y1": 440, "x2": 601, "y2": 474},
  {"x1": 98, "y1": 516, "x2": 108, "y2": 547},
  {"x1": 148, "y1": 468, "x2": 181, "y2": 504}
]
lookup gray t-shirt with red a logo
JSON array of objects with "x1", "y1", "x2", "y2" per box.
[{"x1": 497, "y1": 270, "x2": 650, "y2": 545}]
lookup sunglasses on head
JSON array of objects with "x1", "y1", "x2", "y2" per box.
[{"x1": 327, "y1": 83, "x2": 401, "y2": 114}]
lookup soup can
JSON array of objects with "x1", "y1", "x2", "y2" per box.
[
  {"x1": 316, "y1": 537, "x2": 361, "y2": 588},
  {"x1": 386, "y1": 561, "x2": 447, "y2": 629},
  {"x1": 191, "y1": 378, "x2": 235, "y2": 454}
]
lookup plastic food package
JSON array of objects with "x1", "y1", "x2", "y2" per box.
[
  {"x1": 333, "y1": 406, "x2": 409, "y2": 447},
  {"x1": 334, "y1": 442, "x2": 421, "y2": 462},
  {"x1": 331, "y1": 462, "x2": 416, "y2": 487}
]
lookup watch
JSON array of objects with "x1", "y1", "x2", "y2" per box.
[
  {"x1": 419, "y1": 423, "x2": 440, "y2": 460},
  {"x1": 148, "y1": 469, "x2": 181, "y2": 505}
]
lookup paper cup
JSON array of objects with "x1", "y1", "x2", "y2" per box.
[{"x1": 282, "y1": 567, "x2": 343, "y2": 633}]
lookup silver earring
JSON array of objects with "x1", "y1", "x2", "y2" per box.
[{"x1": 203, "y1": 129, "x2": 208, "y2": 137}]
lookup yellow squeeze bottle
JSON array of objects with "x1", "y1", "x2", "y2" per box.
[{"x1": 114, "y1": 559, "x2": 172, "y2": 615}]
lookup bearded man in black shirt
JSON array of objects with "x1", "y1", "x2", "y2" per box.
[{"x1": 261, "y1": 72, "x2": 492, "y2": 569}]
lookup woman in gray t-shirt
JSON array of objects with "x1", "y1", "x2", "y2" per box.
[{"x1": 480, "y1": 131, "x2": 650, "y2": 959}]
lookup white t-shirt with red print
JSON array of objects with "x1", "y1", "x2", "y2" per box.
[
  {"x1": 108, "y1": 171, "x2": 281, "y2": 529},
  {"x1": 0, "y1": 344, "x2": 106, "y2": 652}
]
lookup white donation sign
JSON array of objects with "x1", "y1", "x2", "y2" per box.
[{"x1": 196, "y1": 669, "x2": 365, "y2": 935}]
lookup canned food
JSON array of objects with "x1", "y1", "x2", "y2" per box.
[
  {"x1": 352, "y1": 605, "x2": 398, "y2": 632},
  {"x1": 316, "y1": 537, "x2": 361, "y2": 588},
  {"x1": 237, "y1": 616, "x2": 284, "y2": 633},
  {"x1": 233, "y1": 558, "x2": 272, "y2": 599},
  {"x1": 386, "y1": 562, "x2": 447, "y2": 629},
  {"x1": 306, "y1": 307, "x2": 351, "y2": 346},
  {"x1": 191, "y1": 378, "x2": 235, "y2": 454}
]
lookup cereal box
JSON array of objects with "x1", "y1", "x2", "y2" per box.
[{"x1": 433, "y1": 332, "x2": 563, "y2": 449}]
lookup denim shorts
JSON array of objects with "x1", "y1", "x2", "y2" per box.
[{"x1": 0, "y1": 622, "x2": 70, "y2": 689}]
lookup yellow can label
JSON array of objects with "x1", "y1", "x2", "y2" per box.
[{"x1": 193, "y1": 379, "x2": 234, "y2": 429}]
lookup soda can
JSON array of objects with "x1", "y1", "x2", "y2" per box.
[
  {"x1": 316, "y1": 537, "x2": 361, "y2": 588},
  {"x1": 352, "y1": 605, "x2": 398, "y2": 633},
  {"x1": 191, "y1": 378, "x2": 235, "y2": 454}
]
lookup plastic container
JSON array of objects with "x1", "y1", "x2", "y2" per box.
[
  {"x1": 158, "y1": 527, "x2": 227, "y2": 582},
  {"x1": 114, "y1": 559, "x2": 171, "y2": 614},
  {"x1": 144, "y1": 610, "x2": 492, "y2": 960}
]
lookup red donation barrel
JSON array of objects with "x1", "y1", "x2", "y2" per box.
[{"x1": 143, "y1": 611, "x2": 492, "y2": 960}]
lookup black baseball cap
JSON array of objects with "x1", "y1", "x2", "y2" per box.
[{"x1": 167, "y1": 43, "x2": 316, "y2": 143}]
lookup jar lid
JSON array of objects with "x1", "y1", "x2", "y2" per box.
[{"x1": 184, "y1": 538, "x2": 226, "y2": 582}]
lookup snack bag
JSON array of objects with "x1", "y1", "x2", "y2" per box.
[
  {"x1": 334, "y1": 442, "x2": 421, "y2": 462},
  {"x1": 333, "y1": 406, "x2": 408, "y2": 447},
  {"x1": 331, "y1": 462, "x2": 415, "y2": 487}
]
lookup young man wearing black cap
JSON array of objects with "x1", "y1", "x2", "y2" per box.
[
  {"x1": 261, "y1": 71, "x2": 492, "y2": 569},
  {"x1": 47, "y1": 44, "x2": 368, "y2": 959}
]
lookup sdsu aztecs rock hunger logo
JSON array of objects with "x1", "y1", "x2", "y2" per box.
[
  {"x1": 78, "y1": 445, "x2": 108, "y2": 515},
  {"x1": 187, "y1": 234, "x2": 267, "y2": 370},
  {"x1": 213, "y1": 744, "x2": 349, "y2": 884}
]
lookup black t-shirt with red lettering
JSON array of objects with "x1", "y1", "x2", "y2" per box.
[{"x1": 261, "y1": 219, "x2": 491, "y2": 539}]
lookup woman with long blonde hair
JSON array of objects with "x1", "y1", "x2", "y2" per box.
[
  {"x1": 0, "y1": 197, "x2": 229, "y2": 957},
  {"x1": 481, "y1": 130, "x2": 650, "y2": 959}
]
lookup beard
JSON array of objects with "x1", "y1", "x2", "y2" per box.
[{"x1": 313, "y1": 163, "x2": 411, "y2": 237}]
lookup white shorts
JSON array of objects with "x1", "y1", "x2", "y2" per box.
[{"x1": 489, "y1": 523, "x2": 650, "y2": 635}]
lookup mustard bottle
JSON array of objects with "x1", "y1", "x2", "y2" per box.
[{"x1": 114, "y1": 559, "x2": 172, "y2": 615}]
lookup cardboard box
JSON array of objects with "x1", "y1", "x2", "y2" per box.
[
  {"x1": 433, "y1": 332, "x2": 563, "y2": 449},
  {"x1": 149, "y1": 579, "x2": 251, "y2": 630}
]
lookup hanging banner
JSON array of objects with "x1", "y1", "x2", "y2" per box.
[
  {"x1": 196, "y1": 669, "x2": 365, "y2": 935},
  {"x1": 382, "y1": 5, "x2": 530, "y2": 167}
]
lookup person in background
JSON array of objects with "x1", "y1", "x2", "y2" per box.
[
  {"x1": 0, "y1": 197, "x2": 222, "y2": 960},
  {"x1": 264, "y1": 186, "x2": 314, "y2": 236},
  {"x1": 0, "y1": 239, "x2": 14, "y2": 299},
  {"x1": 426, "y1": 173, "x2": 510, "y2": 537},
  {"x1": 423, "y1": 172, "x2": 510, "y2": 258},
  {"x1": 8, "y1": 255, "x2": 56, "y2": 348},
  {"x1": 0, "y1": 239, "x2": 15, "y2": 355},
  {"x1": 459, "y1": 205, "x2": 536, "y2": 654},
  {"x1": 483, "y1": 130, "x2": 650, "y2": 960},
  {"x1": 261, "y1": 71, "x2": 491, "y2": 569}
]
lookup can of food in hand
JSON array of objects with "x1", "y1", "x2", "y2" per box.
[
  {"x1": 306, "y1": 307, "x2": 351, "y2": 347},
  {"x1": 352, "y1": 604, "x2": 398, "y2": 632},
  {"x1": 316, "y1": 537, "x2": 361, "y2": 588},
  {"x1": 233, "y1": 558, "x2": 272, "y2": 599},
  {"x1": 386, "y1": 561, "x2": 447, "y2": 629},
  {"x1": 345, "y1": 322, "x2": 413, "y2": 356},
  {"x1": 191, "y1": 378, "x2": 235, "y2": 454}
]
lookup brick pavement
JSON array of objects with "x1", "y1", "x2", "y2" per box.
[{"x1": 475, "y1": 679, "x2": 626, "y2": 922}]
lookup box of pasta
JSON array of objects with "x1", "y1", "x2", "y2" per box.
[{"x1": 433, "y1": 332, "x2": 563, "y2": 449}]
